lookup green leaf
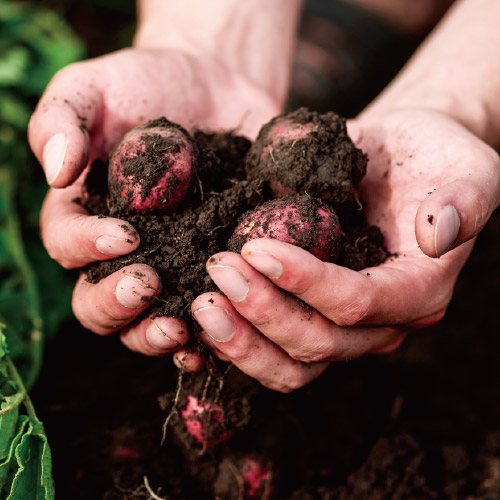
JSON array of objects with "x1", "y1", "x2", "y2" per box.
[
  {"x1": 0, "y1": 46, "x2": 29, "y2": 86},
  {"x1": 0, "y1": 167, "x2": 44, "y2": 390},
  {"x1": 0, "y1": 2, "x2": 87, "y2": 498},
  {"x1": 0, "y1": 1, "x2": 85, "y2": 96},
  {"x1": 0, "y1": 331, "x2": 54, "y2": 500}
]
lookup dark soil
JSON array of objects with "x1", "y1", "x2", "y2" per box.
[
  {"x1": 83, "y1": 109, "x2": 388, "y2": 325},
  {"x1": 245, "y1": 107, "x2": 367, "y2": 207},
  {"x1": 32, "y1": 5, "x2": 499, "y2": 499},
  {"x1": 31, "y1": 207, "x2": 500, "y2": 499}
]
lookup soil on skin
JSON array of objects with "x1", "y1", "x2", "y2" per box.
[
  {"x1": 31, "y1": 207, "x2": 500, "y2": 499},
  {"x1": 61, "y1": 109, "x2": 394, "y2": 498},
  {"x1": 83, "y1": 110, "x2": 389, "y2": 327}
]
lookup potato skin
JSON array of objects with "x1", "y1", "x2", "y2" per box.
[
  {"x1": 108, "y1": 118, "x2": 195, "y2": 214},
  {"x1": 228, "y1": 194, "x2": 341, "y2": 262},
  {"x1": 181, "y1": 395, "x2": 235, "y2": 447},
  {"x1": 245, "y1": 107, "x2": 367, "y2": 208}
]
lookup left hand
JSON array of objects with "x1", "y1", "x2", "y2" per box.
[{"x1": 190, "y1": 108, "x2": 500, "y2": 392}]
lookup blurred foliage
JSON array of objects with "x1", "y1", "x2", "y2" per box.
[
  {"x1": 0, "y1": 0, "x2": 84, "y2": 376},
  {"x1": 0, "y1": 1, "x2": 85, "y2": 498},
  {"x1": 0, "y1": 328, "x2": 54, "y2": 499}
]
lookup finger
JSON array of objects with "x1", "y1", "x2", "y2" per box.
[
  {"x1": 40, "y1": 184, "x2": 140, "y2": 268},
  {"x1": 206, "y1": 252, "x2": 403, "y2": 362},
  {"x1": 239, "y1": 239, "x2": 470, "y2": 327},
  {"x1": 192, "y1": 292, "x2": 329, "y2": 393},
  {"x1": 28, "y1": 62, "x2": 101, "y2": 187},
  {"x1": 72, "y1": 264, "x2": 160, "y2": 335},
  {"x1": 120, "y1": 316, "x2": 189, "y2": 356},
  {"x1": 416, "y1": 173, "x2": 500, "y2": 257}
]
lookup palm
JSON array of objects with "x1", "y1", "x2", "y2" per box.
[
  {"x1": 34, "y1": 47, "x2": 279, "y2": 169},
  {"x1": 345, "y1": 109, "x2": 496, "y2": 325}
]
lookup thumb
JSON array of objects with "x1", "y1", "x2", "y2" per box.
[
  {"x1": 415, "y1": 175, "x2": 500, "y2": 258},
  {"x1": 28, "y1": 63, "x2": 101, "y2": 188}
]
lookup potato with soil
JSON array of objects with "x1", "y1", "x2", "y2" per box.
[
  {"x1": 245, "y1": 107, "x2": 367, "y2": 207},
  {"x1": 228, "y1": 194, "x2": 341, "y2": 263},
  {"x1": 108, "y1": 117, "x2": 196, "y2": 214},
  {"x1": 181, "y1": 395, "x2": 235, "y2": 448},
  {"x1": 85, "y1": 110, "x2": 388, "y2": 336}
]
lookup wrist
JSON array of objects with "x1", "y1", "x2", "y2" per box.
[
  {"x1": 134, "y1": 0, "x2": 303, "y2": 108},
  {"x1": 361, "y1": 66, "x2": 495, "y2": 147},
  {"x1": 360, "y1": 0, "x2": 500, "y2": 149}
]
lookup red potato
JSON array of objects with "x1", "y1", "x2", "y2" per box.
[
  {"x1": 215, "y1": 455, "x2": 273, "y2": 499},
  {"x1": 180, "y1": 395, "x2": 235, "y2": 447},
  {"x1": 245, "y1": 107, "x2": 367, "y2": 207},
  {"x1": 108, "y1": 117, "x2": 195, "y2": 213},
  {"x1": 261, "y1": 118, "x2": 316, "y2": 198},
  {"x1": 240, "y1": 457, "x2": 273, "y2": 499},
  {"x1": 228, "y1": 194, "x2": 341, "y2": 262}
]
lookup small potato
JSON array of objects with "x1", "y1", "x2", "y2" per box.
[
  {"x1": 228, "y1": 194, "x2": 341, "y2": 262},
  {"x1": 108, "y1": 117, "x2": 195, "y2": 213},
  {"x1": 245, "y1": 107, "x2": 366, "y2": 207},
  {"x1": 181, "y1": 395, "x2": 235, "y2": 447}
]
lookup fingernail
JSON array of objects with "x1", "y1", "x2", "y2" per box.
[
  {"x1": 207, "y1": 264, "x2": 249, "y2": 302},
  {"x1": 43, "y1": 133, "x2": 67, "y2": 185},
  {"x1": 193, "y1": 306, "x2": 235, "y2": 343},
  {"x1": 115, "y1": 275, "x2": 156, "y2": 308},
  {"x1": 241, "y1": 250, "x2": 283, "y2": 279},
  {"x1": 434, "y1": 205, "x2": 460, "y2": 257},
  {"x1": 96, "y1": 235, "x2": 136, "y2": 257},
  {"x1": 146, "y1": 319, "x2": 180, "y2": 350}
]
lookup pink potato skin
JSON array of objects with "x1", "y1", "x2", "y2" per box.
[
  {"x1": 240, "y1": 457, "x2": 273, "y2": 498},
  {"x1": 181, "y1": 395, "x2": 235, "y2": 447},
  {"x1": 109, "y1": 124, "x2": 194, "y2": 213},
  {"x1": 261, "y1": 119, "x2": 316, "y2": 198},
  {"x1": 231, "y1": 196, "x2": 341, "y2": 262}
]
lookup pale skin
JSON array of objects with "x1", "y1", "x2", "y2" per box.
[{"x1": 29, "y1": 0, "x2": 500, "y2": 391}]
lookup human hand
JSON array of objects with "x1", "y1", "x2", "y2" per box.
[
  {"x1": 29, "y1": 47, "x2": 279, "y2": 362},
  {"x1": 190, "y1": 109, "x2": 500, "y2": 392}
]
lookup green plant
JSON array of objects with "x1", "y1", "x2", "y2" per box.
[{"x1": 0, "y1": 2, "x2": 84, "y2": 497}]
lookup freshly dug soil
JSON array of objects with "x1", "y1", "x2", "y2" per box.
[
  {"x1": 56, "y1": 108, "x2": 398, "y2": 499},
  {"x1": 31, "y1": 208, "x2": 500, "y2": 499},
  {"x1": 83, "y1": 110, "x2": 389, "y2": 327},
  {"x1": 245, "y1": 107, "x2": 367, "y2": 207}
]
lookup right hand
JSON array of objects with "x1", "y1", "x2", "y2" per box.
[{"x1": 29, "y1": 47, "x2": 280, "y2": 366}]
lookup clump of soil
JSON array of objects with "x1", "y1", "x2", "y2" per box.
[
  {"x1": 245, "y1": 107, "x2": 366, "y2": 207},
  {"x1": 83, "y1": 108, "x2": 389, "y2": 326},
  {"x1": 80, "y1": 109, "x2": 391, "y2": 492}
]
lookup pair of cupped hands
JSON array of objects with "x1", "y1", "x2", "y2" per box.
[{"x1": 29, "y1": 48, "x2": 500, "y2": 392}]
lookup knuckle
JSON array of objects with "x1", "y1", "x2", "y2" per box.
[
  {"x1": 263, "y1": 368, "x2": 309, "y2": 393},
  {"x1": 286, "y1": 342, "x2": 329, "y2": 364},
  {"x1": 285, "y1": 272, "x2": 316, "y2": 297},
  {"x1": 248, "y1": 306, "x2": 282, "y2": 330},
  {"x1": 278, "y1": 373, "x2": 308, "y2": 393},
  {"x1": 332, "y1": 295, "x2": 372, "y2": 326}
]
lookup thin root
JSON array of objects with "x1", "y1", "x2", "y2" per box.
[
  {"x1": 160, "y1": 367, "x2": 184, "y2": 446},
  {"x1": 143, "y1": 476, "x2": 168, "y2": 500}
]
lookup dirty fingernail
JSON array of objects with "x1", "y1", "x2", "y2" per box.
[
  {"x1": 434, "y1": 205, "x2": 460, "y2": 257},
  {"x1": 96, "y1": 235, "x2": 136, "y2": 257},
  {"x1": 43, "y1": 133, "x2": 67, "y2": 185},
  {"x1": 115, "y1": 275, "x2": 157, "y2": 309},
  {"x1": 146, "y1": 319, "x2": 180, "y2": 350},
  {"x1": 241, "y1": 250, "x2": 283, "y2": 279},
  {"x1": 207, "y1": 265, "x2": 249, "y2": 302},
  {"x1": 193, "y1": 306, "x2": 235, "y2": 343}
]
